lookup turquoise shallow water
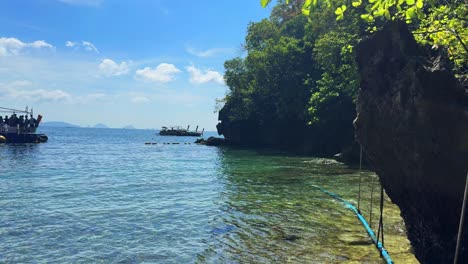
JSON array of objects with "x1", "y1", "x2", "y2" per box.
[{"x1": 0, "y1": 127, "x2": 418, "y2": 263}]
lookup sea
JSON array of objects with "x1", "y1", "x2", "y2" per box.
[{"x1": 0, "y1": 127, "x2": 419, "y2": 263}]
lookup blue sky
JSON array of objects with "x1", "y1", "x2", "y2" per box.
[{"x1": 0, "y1": 0, "x2": 271, "y2": 130}]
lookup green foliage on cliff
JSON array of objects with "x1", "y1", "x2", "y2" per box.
[
  {"x1": 225, "y1": 0, "x2": 465, "y2": 130},
  {"x1": 414, "y1": 3, "x2": 467, "y2": 73},
  {"x1": 222, "y1": 0, "x2": 363, "y2": 128},
  {"x1": 262, "y1": 0, "x2": 467, "y2": 73}
]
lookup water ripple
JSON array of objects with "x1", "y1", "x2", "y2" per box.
[{"x1": 0, "y1": 127, "x2": 417, "y2": 263}]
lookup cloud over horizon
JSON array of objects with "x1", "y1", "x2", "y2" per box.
[
  {"x1": 135, "y1": 63, "x2": 181, "y2": 83},
  {"x1": 186, "y1": 47, "x2": 233, "y2": 58},
  {"x1": 99, "y1": 58, "x2": 130, "y2": 77},
  {"x1": 0, "y1": 37, "x2": 55, "y2": 56},
  {"x1": 186, "y1": 65, "x2": 224, "y2": 85},
  {"x1": 0, "y1": 80, "x2": 112, "y2": 105},
  {"x1": 66, "y1": 40, "x2": 99, "y2": 53},
  {"x1": 0, "y1": 80, "x2": 70, "y2": 102}
]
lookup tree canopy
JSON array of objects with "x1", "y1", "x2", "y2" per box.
[
  {"x1": 261, "y1": 0, "x2": 467, "y2": 73},
  {"x1": 221, "y1": 0, "x2": 363, "y2": 134},
  {"x1": 218, "y1": 0, "x2": 465, "y2": 155}
]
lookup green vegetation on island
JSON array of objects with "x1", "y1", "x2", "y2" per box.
[
  {"x1": 224, "y1": 1, "x2": 362, "y2": 125},
  {"x1": 217, "y1": 0, "x2": 466, "y2": 156},
  {"x1": 218, "y1": 0, "x2": 365, "y2": 155}
]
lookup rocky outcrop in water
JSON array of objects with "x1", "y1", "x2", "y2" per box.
[
  {"x1": 354, "y1": 21, "x2": 468, "y2": 263},
  {"x1": 195, "y1": 137, "x2": 231, "y2": 146},
  {"x1": 216, "y1": 103, "x2": 355, "y2": 156}
]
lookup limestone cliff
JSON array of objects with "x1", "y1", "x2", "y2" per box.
[
  {"x1": 216, "y1": 100, "x2": 356, "y2": 157},
  {"x1": 354, "y1": 22, "x2": 468, "y2": 263}
]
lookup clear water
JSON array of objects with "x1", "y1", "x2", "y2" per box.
[{"x1": 0, "y1": 127, "x2": 418, "y2": 263}]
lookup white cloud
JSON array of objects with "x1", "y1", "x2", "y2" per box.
[
  {"x1": 21, "y1": 89, "x2": 71, "y2": 101},
  {"x1": 29, "y1": 40, "x2": 53, "y2": 49},
  {"x1": 131, "y1": 96, "x2": 150, "y2": 103},
  {"x1": 135, "y1": 63, "x2": 181, "y2": 83},
  {"x1": 65, "y1": 40, "x2": 99, "y2": 53},
  {"x1": 186, "y1": 65, "x2": 224, "y2": 85},
  {"x1": 0, "y1": 37, "x2": 54, "y2": 56},
  {"x1": 66, "y1": 41, "x2": 77, "y2": 47},
  {"x1": 99, "y1": 59, "x2": 130, "y2": 77},
  {"x1": 0, "y1": 81, "x2": 70, "y2": 102},
  {"x1": 0, "y1": 81, "x2": 111, "y2": 104},
  {"x1": 82, "y1": 41, "x2": 99, "y2": 53},
  {"x1": 186, "y1": 47, "x2": 233, "y2": 58}
]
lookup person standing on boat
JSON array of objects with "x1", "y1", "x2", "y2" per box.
[
  {"x1": 29, "y1": 115, "x2": 37, "y2": 132},
  {"x1": 24, "y1": 115, "x2": 29, "y2": 132},
  {"x1": 9, "y1": 114, "x2": 17, "y2": 127},
  {"x1": 18, "y1": 115, "x2": 25, "y2": 132}
]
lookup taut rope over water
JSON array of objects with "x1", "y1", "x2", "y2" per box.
[
  {"x1": 376, "y1": 185, "x2": 385, "y2": 248},
  {"x1": 311, "y1": 185, "x2": 394, "y2": 264},
  {"x1": 310, "y1": 144, "x2": 392, "y2": 263},
  {"x1": 357, "y1": 145, "x2": 363, "y2": 212}
]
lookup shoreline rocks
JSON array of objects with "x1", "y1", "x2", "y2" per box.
[
  {"x1": 195, "y1": 136, "x2": 231, "y2": 146},
  {"x1": 215, "y1": 117, "x2": 355, "y2": 157}
]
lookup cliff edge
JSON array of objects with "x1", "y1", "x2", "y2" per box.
[{"x1": 354, "y1": 21, "x2": 468, "y2": 263}]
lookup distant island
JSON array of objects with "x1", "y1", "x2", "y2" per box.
[
  {"x1": 41, "y1": 122, "x2": 127, "y2": 129},
  {"x1": 41, "y1": 121, "x2": 80, "y2": 128},
  {"x1": 93, "y1": 123, "x2": 109, "y2": 129}
]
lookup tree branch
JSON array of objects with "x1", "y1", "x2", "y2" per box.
[{"x1": 451, "y1": 28, "x2": 468, "y2": 55}]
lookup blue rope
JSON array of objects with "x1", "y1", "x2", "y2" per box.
[{"x1": 311, "y1": 184, "x2": 394, "y2": 264}]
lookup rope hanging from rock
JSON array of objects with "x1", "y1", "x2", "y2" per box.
[
  {"x1": 311, "y1": 144, "x2": 392, "y2": 262},
  {"x1": 377, "y1": 185, "x2": 385, "y2": 248},
  {"x1": 369, "y1": 175, "x2": 375, "y2": 228},
  {"x1": 454, "y1": 172, "x2": 468, "y2": 264},
  {"x1": 311, "y1": 184, "x2": 394, "y2": 264},
  {"x1": 358, "y1": 144, "x2": 383, "y2": 240},
  {"x1": 357, "y1": 145, "x2": 363, "y2": 213}
]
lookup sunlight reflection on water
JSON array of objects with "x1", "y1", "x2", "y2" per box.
[{"x1": 0, "y1": 127, "x2": 418, "y2": 263}]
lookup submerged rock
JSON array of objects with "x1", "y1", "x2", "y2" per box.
[
  {"x1": 354, "y1": 21, "x2": 468, "y2": 263},
  {"x1": 332, "y1": 141, "x2": 367, "y2": 165}
]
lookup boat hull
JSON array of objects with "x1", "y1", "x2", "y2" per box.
[
  {"x1": 159, "y1": 131, "x2": 202, "y2": 137},
  {"x1": 0, "y1": 133, "x2": 48, "y2": 143}
]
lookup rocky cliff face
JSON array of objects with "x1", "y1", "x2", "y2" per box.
[
  {"x1": 354, "y1": 22, "x2": 468, "y2": 263},
  {"x1": 216, "y1": 101, "x2": 356, "y2": 156}
]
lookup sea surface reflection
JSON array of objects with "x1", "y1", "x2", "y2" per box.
[{"x1": 0, "y1": 127, "x2": 417, "y2": 263}]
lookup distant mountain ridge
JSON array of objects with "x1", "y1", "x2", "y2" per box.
[
  {"x1": 42, "y1": 122, "x2": 136, "y2": 129},
  {"x1": 41, "y1": 121, "x2": 80, "y2": 128}
]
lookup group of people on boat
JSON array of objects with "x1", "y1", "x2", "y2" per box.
[{"x1": 0, "y1": 114, "x2": 40, "y2": 133}]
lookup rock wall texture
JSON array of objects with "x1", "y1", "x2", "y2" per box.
[
  {"x1": 216, "y1": 99, "x2": 356, "y2": 157},
  {"x1": 216, "y1": 117, "x2": 355, "y2": 157},
  {"x1": 354, "y1": 21, "x2": 468, "y2": 263}
]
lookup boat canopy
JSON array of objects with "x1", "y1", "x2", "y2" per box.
[{"x1": 0, "y1": 106, "x2": 34, "y2": 116}]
